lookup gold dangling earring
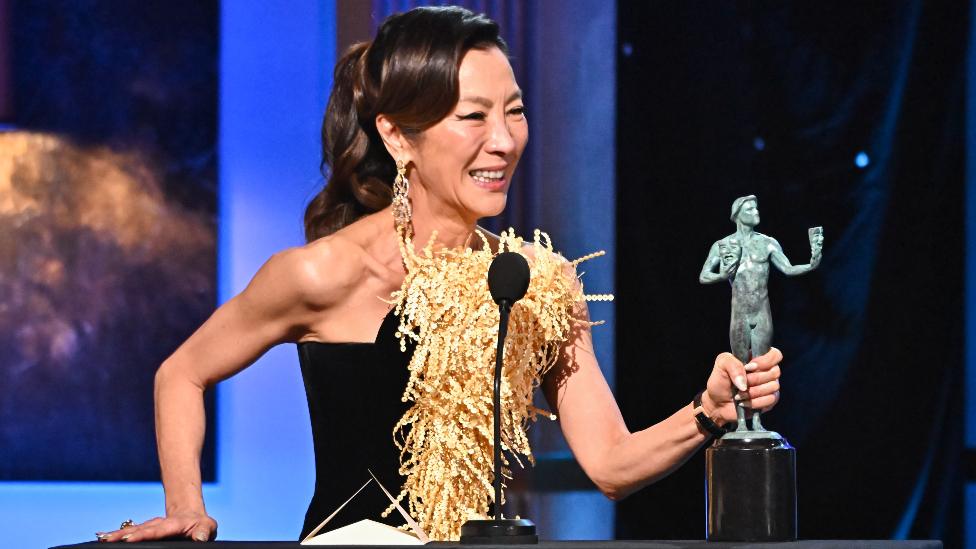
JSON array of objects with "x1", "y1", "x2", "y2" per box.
[{"x1": 392, "y1": 158, "x2": 412, "y2": 231}]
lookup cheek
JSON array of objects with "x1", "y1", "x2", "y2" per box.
[
  {"x1": 513, "y1": 123, "x2": 529, "y2": 153},
  {"x1": 443, "y1": 124, "x2": 486, "y2": 146}
]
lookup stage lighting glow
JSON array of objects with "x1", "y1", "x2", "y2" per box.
[
  {"x1": 855, "y1": 151, "x2": 870, "y2": 168},
  {"x1": 753, "y1": 137, "x2": 765, "y2": 151}
]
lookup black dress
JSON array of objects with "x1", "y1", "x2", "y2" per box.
[{"x1": 296, "y1": 308, "x2": 413, "y2": 540}]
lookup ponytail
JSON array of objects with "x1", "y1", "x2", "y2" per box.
[{"x1": 304, "y1": 43, "x2": 395, "y2": 242}]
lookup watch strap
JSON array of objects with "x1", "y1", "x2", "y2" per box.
[{"x1": 693, "y1": 390, "x2": 729, "y2": 438}]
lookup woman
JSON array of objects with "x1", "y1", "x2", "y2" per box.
[{"x1": 97, "y1": 6, "x2": 781, "y2": 543}]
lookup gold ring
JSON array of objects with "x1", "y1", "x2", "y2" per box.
[{"x1": 120, "y1": 519, "x2": 135, "y2": 529}]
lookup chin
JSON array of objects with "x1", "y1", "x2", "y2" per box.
[{"x1": 469, "y1": 193, "x2": 508, "y2": 220}]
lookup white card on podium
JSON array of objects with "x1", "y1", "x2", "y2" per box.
[
  {"x1": 301, "y1": 519, "x2": 423, "y2": 545},
  {"x1": 300, "y1": 473, "x2": 429, "y2": 545}
]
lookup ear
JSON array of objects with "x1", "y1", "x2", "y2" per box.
[{"x1": 375, "y1": 114, "x2": 413, "y2": 164}]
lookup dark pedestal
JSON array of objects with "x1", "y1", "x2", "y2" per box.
[
  {"x1": 706, "y1": 435, "x2": 797, "y2": 542},
  {"x1": 461, "y1": 519, "x2": 539, "y2": 544}
]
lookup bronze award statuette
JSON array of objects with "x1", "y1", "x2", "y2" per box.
[{"x1": 698, "y1": 195, "x2": 824, "y2": 541}]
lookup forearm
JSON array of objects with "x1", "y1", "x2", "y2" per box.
[
  {"x1": 154, "y1": 362, "x2": 209, "y2": 515},
  {"x1": 784, "y1": 263, "x2": 815, "y2": 276},
  {"x1": 699, "y1": 271, "x2": 727, "y2": 284},
  {"x1": 594, "y1": 401, "x2": 714, "y2": 500}
]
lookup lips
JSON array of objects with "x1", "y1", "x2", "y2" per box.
[{"x1": 469, "y1": 168, "x2": 508, "y2": 191}]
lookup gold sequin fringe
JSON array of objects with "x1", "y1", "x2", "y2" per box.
[{"x1": 388, "y1": 226, "x2": 609, "y2": 540}]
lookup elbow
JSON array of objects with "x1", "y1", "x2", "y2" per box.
[
  {"x1": 599, "y1": 485, "x2": 626, "y2": 502},
  {"x1": 583, "y1": 433, "x2": 643, "y2": 501},
  {"x1": 588, "y1": 466, "x2": 638, "y2": 502},
  {"x1": 154, "y1": 359, "x2": 205, "y2": 396},
  {"x1": 154, "y1": 360, "x2": 172, "y2": 391},
  {"x1": 593, "y1": 476, "x2": 636, "y2": 502},
  {"x1": 154, "y1": 360, "x2": 181, "y2": 401}
]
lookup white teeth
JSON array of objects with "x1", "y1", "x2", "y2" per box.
[{"x1": 470, "y1": 169, "x2": 504, "y2": 181}]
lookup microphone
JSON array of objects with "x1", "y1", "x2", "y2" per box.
[
  {"x1": 488, "y1": 251, "x2": 530, "y2": 309},
  {"x1": 461, "y1": 251, "x2": 538, "y2": 544}
]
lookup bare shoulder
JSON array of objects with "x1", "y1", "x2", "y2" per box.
[
  {"x1": 755, "y1": 232, "x2": 781, "y2": 249},
  {"x1": 255, "y1": 234, "x2": 367, "y2": 310}
]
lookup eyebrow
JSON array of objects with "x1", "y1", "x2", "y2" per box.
[{"x1": 458, "y1": 90, "x2": 523, "y2": 108}]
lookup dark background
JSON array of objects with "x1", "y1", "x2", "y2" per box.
[{"x1": 616, "y1": 0, "x2": 964, "y2": 545}]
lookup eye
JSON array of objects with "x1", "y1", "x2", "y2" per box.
[
  {"x1": 457, "y1": 111, "x2": 486, "y2": 121},
  {"x1": 508, "y1": 106, "x2": 527, "y2": 118}
]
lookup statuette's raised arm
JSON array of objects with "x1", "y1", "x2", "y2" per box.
[{"x1": 768, "y1": 236, "x2": 819, "y2": 277}]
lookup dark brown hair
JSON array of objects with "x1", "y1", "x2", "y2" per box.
[{"x1": 304, "y1": 6, "x2": 508, "y2": 241}]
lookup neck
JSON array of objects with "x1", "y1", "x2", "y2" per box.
[
  {"x1": 406, "y1": 181, "x2": 480, "y2": 251},
  {"x1": 735, "y1": 222, "x2": 754, "y2": 239}
]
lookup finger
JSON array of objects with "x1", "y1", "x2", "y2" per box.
[
  {"x1": 97, "y1": 517, "x2": 163, "y2": 542},
  {"x1": 745, "y1": 391, "x2": 780, "y2": 412},
  {"x1": 749, "y1": 347, "x2": 784, "y2": 371},
  {"x1": 715, "y1": 352, "x2": 747, "y2": 392},
  {"x1": 746, "y1": 365, "x2": 781, "y2": 387},
  {"x1": 119, "y1": 519, "x2": 191, "y2": 543},
  {"x1": 121, "y1": 519, "x2": 198, "y2": 542},
  {"x1": 761, "y1": 390, "x2": 781, "y2": 412},
  {"x1": 736, "y1": 379, "x2": 780, "y2": 403},
  {"x1": 97, "y1": 528, "x2": 131, "y2": 543},
  {"x1": 191, "y1": 519, "x2": 218, "y2": 542},
  {"x1": 739, "y1": 393, "x2": 777, "y2": 411}
]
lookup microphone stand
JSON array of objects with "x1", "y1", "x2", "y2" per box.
[
  {"x1": 492, "y1": 299, "x2": 510, "y2": 520},
  {"x1": 460, "y1": 298, "x2": 538, "y2": 544}
]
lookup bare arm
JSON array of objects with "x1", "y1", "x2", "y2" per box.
[
  {"x1": 543, "y1": 299, "x2": 782, "y2": 500},
  {"x1": 99, "y1": 243, "x2": 350, "y2": 542},
  {"x1": 768, "y1": 237, "x2": 819, "y2": 277}
]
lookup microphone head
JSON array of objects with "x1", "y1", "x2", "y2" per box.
[{"x1": 487, "y1": 251, "x2": 530, "y2": 305}]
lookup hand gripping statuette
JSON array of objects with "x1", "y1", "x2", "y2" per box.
[{"x1": 698, "y1": 194, "x2": 823, "y2": 541}]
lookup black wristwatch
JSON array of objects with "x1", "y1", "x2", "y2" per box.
[{"x1": 693, "y1": 390, "x2": 729, "y2": 438}]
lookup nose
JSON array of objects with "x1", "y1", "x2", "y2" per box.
[{"x1": 486, "y1": 117, "x2": 516, "y2": 155}]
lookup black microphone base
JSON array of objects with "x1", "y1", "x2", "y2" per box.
[{"x1": 460, "y1": 519, "x2": 538, "y2": 544}]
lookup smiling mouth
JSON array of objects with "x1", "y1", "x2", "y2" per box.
[{"x1": 469, "y1": 169, "x2": 507, "y2": 190}]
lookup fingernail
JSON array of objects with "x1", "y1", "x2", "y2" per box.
[
  {"x1": 121, "y1": 534, "x2": 132, "y2": 541},
  {"x1": 96, "y1": 533, "x2": 109, "y2": 541},
  {"x1": 734, "y1": 375, "x2": 747, "y2": 391},
  {"x1": 194, "y1": 532, "x2": 208, "y2": 542},
  {"x1": 745, "y1": 362, "x2": 758, "y2": 371}
]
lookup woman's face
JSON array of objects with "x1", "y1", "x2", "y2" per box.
[{"x1": 407, "y1": 46, "x2": 528, "y2": 222}]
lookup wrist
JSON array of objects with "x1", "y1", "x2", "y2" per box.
[
  {"x1": 700, "y1": 391, "x2": 727, "y2": 426},
  {"x1": 693, "y1": 391, "x2": 730, "y2": 437},
  {"x1": 165, "y1": 495, "x2": 207, "y2": 517}
]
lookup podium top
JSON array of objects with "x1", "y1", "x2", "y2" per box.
[{"x1": 51, "y1": 539, "x2": 942, "y2": 549}]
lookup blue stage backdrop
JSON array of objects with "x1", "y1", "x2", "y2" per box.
[
  {"x1": 0, "y1": 1, "x2": 332, "y2": 547},
  {"x1": 1, "y1": 1, "x2": 620, "y2": 546},
  {"x1": 0, "y1": 0, "x2": 217, "y2": 481}
]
